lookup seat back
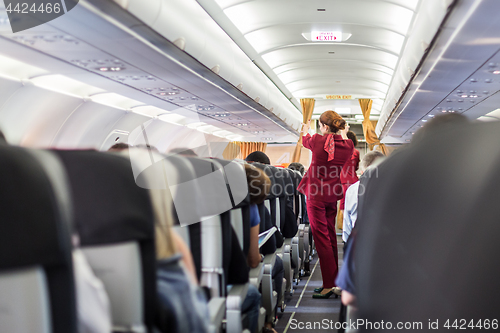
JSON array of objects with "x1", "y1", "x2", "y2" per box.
[
  {"x1": 55, "y1": 150, "x2": 155, "y2": 332},
  {"x1": 356, "y1": 121, "x2": 500, "y2": 326},
  {"x1": 0, "y1": 147, "x2": 76, "y2": 333}
]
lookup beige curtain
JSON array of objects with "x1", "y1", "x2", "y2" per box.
[
  {"x1": 359, "y1": 99, "x2": 388, "y2": 155},
  {"x1": 223, "y1": 141, "x2": 268, "y2": 160},
  {"x1": 291, "y1": 98, "x2": 315, "y2": 162},
  {"x1": 222, "y1": 142, "x2": 240, "y2": 160}
]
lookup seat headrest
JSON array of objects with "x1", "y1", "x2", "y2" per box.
[
  {"x1": 182, "y1": 157, "x2": 243, "y2": 217},
  {"x1": 0, "y1": 146, "x2": 76, "y2": 333},
  {"x1": 0, "y1": 146, "x2": 73, "y2": 269},
  {"x1": 356, "y1": 121, "x2": 500, "y2": 325},
  {"x1": 280, "y1": 168, "x2": 295, "y2": 196},
  {"x1": 209, "y1": 158, "x2": 250, "y2": 208},
  {"x1": 53, "y1": 150, "x2": 154, "y2": 246},
  {"x1": 250, "y1": 162, "x2": 288, "y2": 199}
]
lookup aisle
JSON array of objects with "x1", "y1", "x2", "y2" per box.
[{"x1": 275, "y1": 239, "x2": 344, "y2": 333}]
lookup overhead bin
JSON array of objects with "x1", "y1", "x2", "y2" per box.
[{"x1": 112, "y1": 0, "x2": 301, "y2": 130}]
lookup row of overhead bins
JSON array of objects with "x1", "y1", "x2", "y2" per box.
[
  {"x1": 0, "y1": 0, "x2": 303, "y2": 147},
  {"x1": 378, "y1": 0, "x2": 500, "y2": 143},
  {"x1": 110, "y1": 0, "x2": 303, "y2": 137}
]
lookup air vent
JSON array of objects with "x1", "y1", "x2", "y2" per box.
[{"x1": 317, "y1": 8, "x2": 326, "y2": 11}]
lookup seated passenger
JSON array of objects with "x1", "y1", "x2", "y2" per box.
[
  {"x1": 243, "y1": 164, "x2": 279, "y2": 333},
  {"x1": 150, "y1": 187, "x2": 210, "y2": 333},
  {"x1": 245, "y1": 151, "x2": 271, "y2": 165},
  {"x1": 336, "y1": 153, "x2": 386, "y2": 308},
  {"x1": 342, "y1": 151, "x2": 385, "y2": 244},
  {"x1": 288, "y1": 162, "x2": 305, "y2": 176}
]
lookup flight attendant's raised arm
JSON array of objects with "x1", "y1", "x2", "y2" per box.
[{"x1": 301, "y1": 120, "x2": 314, "y2": 149}]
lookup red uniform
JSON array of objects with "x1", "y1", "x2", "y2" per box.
[
  {"x1": 339, "y1": 149, "x2": 360, "y2": 210},
  {"x1": 298, "y1": 133, "x2": 353, "y2": 288}
]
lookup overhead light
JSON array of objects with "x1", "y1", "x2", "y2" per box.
[
  {"x1": 187, "y1": 122, "x2": 207, "y2": 129},
  {"x1": 158, "y1": 113, "x2": 186, "y2": 125},
  {"x1": 31, "y1": 74, "x2": 105, "y2": 97},
  {"x1": 493, "y1": 70, "x2": 500, "y2": 75},
  {"x1": 213, "y1": 130, "x2": 234, "y2": 138},
  {"x1": 428, "y1": 114, "x2": 435, "y2": 117},
  {"x1": 422, "y1": 119, "x2": 428, "y2": 122}
]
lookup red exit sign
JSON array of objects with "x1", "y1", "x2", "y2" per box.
[{"x1": 311, "y1": 31, "x2": 342, "y2": 41}]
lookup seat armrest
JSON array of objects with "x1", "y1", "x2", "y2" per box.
[
  {"x1": 249, "y1": 263, "x2": 263, "y2": 288},
  {"x1": 208, "y1": 297, "x2": 226, "y2": 331},
  {"x1": 226, "y1": 283, "x2": 250, "y2": 309},
  {"x1": 262, "y1": 253, "x2": 276, "y2": 268}
]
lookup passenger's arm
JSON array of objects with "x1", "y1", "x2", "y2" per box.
[
  {"x1": 247, "y1": 225, "x2": 261, "y2": 268},
  {"x1": 341, "y1": 290, "x2": 357, "y2": 307},
  {"x1": 172, "y1": 231, "x2": 198, "y2": 284}
]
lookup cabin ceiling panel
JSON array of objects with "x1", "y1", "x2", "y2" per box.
[
  {"x1": 220, "y1": 0, "x2": 415, "y2": 36},
  {"x1": 277, "y1": 68, "x2": 393, "y2": 86},
  {"x1": 287, "y1": 79, "x2": 389, "y2": 97},
  {"x1": 292, "y1": 87, "x2": 387, "y2": 99},
  {"x1": 273, "y1": 61, "x2": 395, "y2": 77},
  {"x1": 261, "y1": 45, "x2": 399, "y2": 71},
  {"x1": 197, "y1": 0, "x2": 431, "y2": 134},
  {"x1": 244, "y1": 24, "x2": 406, "y2": 55}
]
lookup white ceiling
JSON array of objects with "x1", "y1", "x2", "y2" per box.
[{"x1": 197, "y1": 0, "x2": 422, "y2": 122}]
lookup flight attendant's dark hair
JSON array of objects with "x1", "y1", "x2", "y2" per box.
[
  {"x1": 319, "y1": 110, "x2": 346, "y2": 133},
  {"x1": 347, "y1": 131, "x2": 358, "y2": 147}
]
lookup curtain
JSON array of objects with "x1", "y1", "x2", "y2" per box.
[
  {"x1": 291, "y1": 98, "x2": 315, "y2": 162},
  {"x1": 359, "y1": 98, "x2": 387, "y2": 154},
  {"x1": 222, "y1": 142, "x2": 240, "y2": 160},
  {"x1": 223, "y1": 141, "x2": 267, "y2": 160}
]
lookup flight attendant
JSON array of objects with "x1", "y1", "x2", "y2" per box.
[
  {"x1": 297, "y1": 110, "x2": 353, "y2": 298},
  {"x1": 337, "y1": 130, "x2": 360, "y2": 230}
]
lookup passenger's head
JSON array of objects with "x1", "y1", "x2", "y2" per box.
[
  {"x1": 245, "y1": 151, "x2": 270, "y2": 165},
  {"x1": 360, "y1": 151, "x2": 385, "y2": 173},
  {"x1": 319, "y1": 110, "x2": 346, "y2": 135},
  {"x1": 108, "y1": 142, "x2": 130, "y2": 152},
  {"x1": 244, "y1": 164, "x2": 271, "y2": 204},
  {"x1": 0, "y1": 130, "x2": 6, "y2": 144},
  {"x1": 169, "y1": 147, "x2": 198, "y2": 157},
  {"x1": 413, "y1": 113, "x2": 468, "y2": 143},
  {"x1": 288, "y1": 162, "x2": 305, "y2": 176},
  {"x1": 346, "y1": 131, "x2": 358, "y2": 147}
]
